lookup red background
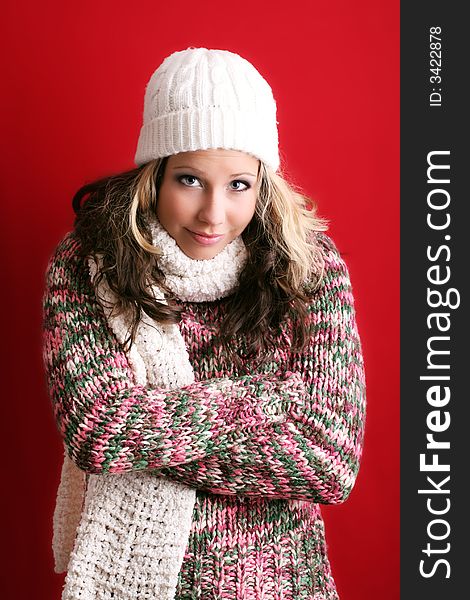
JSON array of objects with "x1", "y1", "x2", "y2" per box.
[{"x1": 1, "y1": 1, "x2": 399, "y2": 598}]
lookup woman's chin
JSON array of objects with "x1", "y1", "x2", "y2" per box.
[{"x1": 180, "y1": 244, "x2": 226, "y2": 260}]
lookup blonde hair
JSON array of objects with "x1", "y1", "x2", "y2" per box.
[
  {"x1": 255, "y1": 161, "x2": 328, "y2": 291},
  {"x1": 129, "y1": 158, "x2": 165, "y2": 255}
]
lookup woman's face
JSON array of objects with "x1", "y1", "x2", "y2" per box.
[{"x1": 156, "y1": 149, "x2": 259, "y2": 260}]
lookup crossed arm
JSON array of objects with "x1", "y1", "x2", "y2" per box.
[{"x1": 43, "y1": 232, "x2": 366, "y2": 504}]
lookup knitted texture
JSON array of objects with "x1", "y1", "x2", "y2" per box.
[
  {"x1": 134, "y1": 48, "x2": 280, "y2": 171},
  {"x1": 59, "y1": 251, "x2": 190, "y2": 598},
  {"x1": 43, "y1": 231, "x2": 366, "y2": 599},
  {"x1": 52, "y1": 445, "x2": 86, "y2": 574},
  {"x1": 62, "y1": 471, "x2": 196, "y2": 600}
]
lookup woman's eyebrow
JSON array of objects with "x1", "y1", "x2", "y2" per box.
[{"x1": 171, "y1": 166, "x2": 257, "y2": 178}]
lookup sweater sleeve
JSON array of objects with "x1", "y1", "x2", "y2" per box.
[
  {"x1": 42, "y1": 232, "x2": 306, "y2": 476},
  {"x1": 153, "y1": 233, "x2": 367, "y2": 504}
]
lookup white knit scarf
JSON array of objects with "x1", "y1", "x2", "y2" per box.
[{"x1": 53, "y1": 219, "x2": 247, "y2": 599}]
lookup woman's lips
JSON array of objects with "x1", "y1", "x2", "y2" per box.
[{"x1": 187, "y1": 230, "x2": 225, "y2": 246}]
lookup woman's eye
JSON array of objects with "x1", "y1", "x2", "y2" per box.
[
  {"x1": 179, "y1": 175, "x2": 201, "y2": 187},
  {"x1": 230, "y1": 180, "x2": 249, "y2": 191},
  {"x1": 177, "y1": 176, "x2": 249, "y2": 191}
]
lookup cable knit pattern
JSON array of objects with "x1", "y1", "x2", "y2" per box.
[
  {"x1": 134, "y1": 48, "x2": 280, "y2": 171},
  {"x1": 43, "y1": 230, "x2": 366, "y2": 599}
]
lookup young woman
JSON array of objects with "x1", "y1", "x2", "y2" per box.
[{"x1": 43, "y1": 47, "x2": 366, "y2": 600}]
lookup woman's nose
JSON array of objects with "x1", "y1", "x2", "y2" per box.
[{"x1": 197, "y1": 190, "x2": 225, "y2": 226}]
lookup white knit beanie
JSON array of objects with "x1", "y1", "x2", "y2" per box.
[{"x1": 134, "y1": 47, "x2": 280, "y2": 172}]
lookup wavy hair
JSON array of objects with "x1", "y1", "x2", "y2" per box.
[{"x1": 72, "y1": 157, "x2": 328, "y2": 366}]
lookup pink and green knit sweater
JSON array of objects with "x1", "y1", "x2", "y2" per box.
[{"x1": 42, "y1": 230, "x2": 366, "y2": 599}]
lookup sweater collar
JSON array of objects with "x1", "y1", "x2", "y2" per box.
[{"x1": 150, "y1": 218, "x2": 248, "y2": 303}]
